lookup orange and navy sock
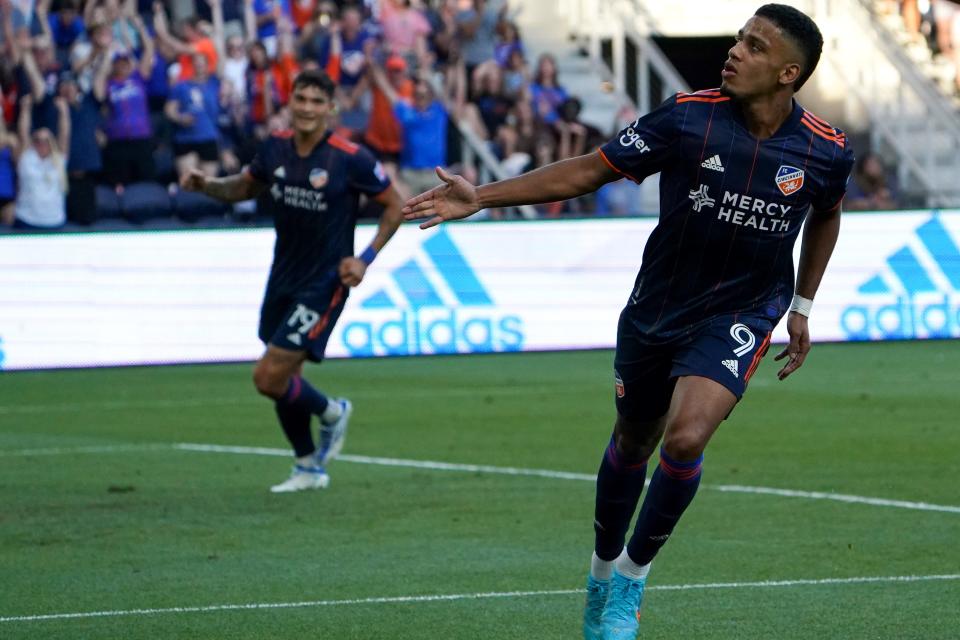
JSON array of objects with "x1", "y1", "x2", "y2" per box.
[
  {"x1": 275, "y1": 376, "x2": 331, "y2": 458},
  {"x1": 626, "y1": 447, "x2": 703, "y2": 566},
  {"x1": 594, "y1": 434, "x2": 650, "y2": 562}
]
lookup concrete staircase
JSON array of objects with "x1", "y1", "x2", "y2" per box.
[{"x1": 512, "y1": 0, "x2": 623, "y2": 133}]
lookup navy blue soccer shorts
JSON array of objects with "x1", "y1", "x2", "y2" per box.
[
  {"x1": 258, "y1": 283, "x2": 347, "y2": 362},
  {"x1": 613, "y1": 310, "x2": 774, "y2": 422}
]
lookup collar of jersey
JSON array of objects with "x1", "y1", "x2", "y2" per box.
[{"x1": 727, "y1": 98, "x2": 804, "y2": 142}]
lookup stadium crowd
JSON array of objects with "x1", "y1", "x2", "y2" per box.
[
  {"x1": 0, "y1": 0, "x2": 615, "y2": 230},
  {"x1": 890, "y1": 0, "x2": 960, "y2": 95}
]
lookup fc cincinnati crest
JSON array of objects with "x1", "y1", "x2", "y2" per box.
[
  {"x1": 775, "y1": 165, "x2": 804, "y2": 196},
  {"x1": 309, "y1": 168, "x2": 329, "y2": 189}
]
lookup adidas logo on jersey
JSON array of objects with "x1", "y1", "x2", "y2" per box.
[
  {"x1": 722, "y1": 359, "x2": 739, "y2": 377},
  {"x1": 274, "y1": 166, "x2": 286, "y2": 179},
  {"x1": 286, "y1": 333, "x2": 302, "y2": 346},
  {"x1": 701, "y1": 154, "x2": 724, "y2": 172}
]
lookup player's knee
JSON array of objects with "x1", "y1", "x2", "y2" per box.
[
  {"x1": 252, "y1": 362, "x2": 289, "y2": 399},
  {"x1": 613, "y1": 415, "x2": 661, "y2": 462},
  {"x1": 661, "y1": 423, "x2": 708, "y2": 461}
]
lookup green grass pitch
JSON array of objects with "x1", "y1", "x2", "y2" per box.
[{"x1": 1, "y1": 342, "x2": 959, "y2": 639}]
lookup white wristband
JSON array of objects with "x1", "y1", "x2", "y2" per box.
[{"x1": 789, "y1": 295, "x2": 813, "y2": 317}]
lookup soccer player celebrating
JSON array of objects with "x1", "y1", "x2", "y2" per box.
[
  {"x1": 402, "y1": 5, "x2": 853, "y2": 638},
  {"x1": 182, "y1": 70, "x2": 404, "y2": 492}
]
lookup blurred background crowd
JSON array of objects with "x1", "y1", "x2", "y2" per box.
[{"x1": 0, "y1": 0, "x2": 623, "y2": 229}]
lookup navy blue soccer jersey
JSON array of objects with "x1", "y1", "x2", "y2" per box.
[
  {"x1": 599, "y1": 89, "x2": 855, "y2": 342},
  {"x1": 247, "y1": 131, "x2": 391, "y2": 296}
]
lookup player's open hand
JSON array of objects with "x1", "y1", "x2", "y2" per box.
[
  {"x1": 338, "y1": 257, "x2": 367, "y2": 287},
  {"x1": 774, "y1": 312, "x2": 810, "y2": 380},
  {"x1": 179, "y1": 169, "x2": 207, "y2": 193},
  {"x1": 402, "y1": 167, "x2": 481, "y2": 229}
]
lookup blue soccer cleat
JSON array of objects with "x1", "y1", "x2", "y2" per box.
[
  {"x1": 316, "y1": 398, "x2": 352, "y2": 466},
  {"x1": 600, "y1": 569, "x2": 647, "y2": 639},
  {"x1": 583, "y1": 574, "x2": 610, "y2": 640}
]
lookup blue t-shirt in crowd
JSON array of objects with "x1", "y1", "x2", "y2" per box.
[
  {"x1": 67, "y1": 93, "x2": 103, "y2": 172},
  {"x1": 253, "y1": 0, "x2": 291, "y2": 39},
  {"x1": 48, "y1": 14, "x2": 85, "y2": 49},
  {"x1": 170, "y1": 78, "x2": 220, "y2": 144},
  {"x1": 394, "y1": 100, "x2": 447, "y2": 169},
  {"x1": 320, "y1": 29, "x2": 375, "y2": 88},
  {"x1": 146, "y1": 51, "x2": 170, "y2": 101},
  {"x1": 0, "y1": 147, "x2": 15, "y2": 200}
]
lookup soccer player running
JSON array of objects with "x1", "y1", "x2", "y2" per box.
[
  {"x1": 182, "y1": 69, "x2": 404, "y2": 493},
  {"x1": 402, "y1": 5, "x2": 853, "y2": 638}
]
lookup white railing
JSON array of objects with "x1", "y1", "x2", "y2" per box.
[
  {"x1": 558, "y1": 0, "x2": 689, "y2": 114},
  {"x1": 820, "y1": 0, "x2": 960, "y2": 207}
]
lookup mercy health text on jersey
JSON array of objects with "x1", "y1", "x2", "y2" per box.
[{"x1": 339, "y1": 229, "x2": 524, "y2": 356}]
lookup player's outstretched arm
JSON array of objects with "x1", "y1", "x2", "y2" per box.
[
  {"x1": 775, "y1": 203, "x2": 841, "y2": 380},
  {"x1": 402, "y1": 151, "x2": 620, "y2": 229},
  {"x1": 180, "y1": 170, "x2": 266, "y2": 203}
]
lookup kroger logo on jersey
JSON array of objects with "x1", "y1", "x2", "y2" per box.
[
  {"x1": 340, "y1": 229, "x2": 524, "y2": 356},
  {"x1": 840, "y1": 215, "x2": 960, "y2": 340}
]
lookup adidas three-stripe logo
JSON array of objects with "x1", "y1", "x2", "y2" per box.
[
  {"x1": 361, "y1": 229, "x2": 493, "y2": 310},
  {"x1": 701, "y1": 154, "x2": 724, "y2": 172},
  {"x1": 858, "y1": 216, "x2": 960, "y2": 295}
]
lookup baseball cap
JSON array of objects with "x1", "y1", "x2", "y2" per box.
[{"x1": 385, "y1": 55, "x2": 407, "y2": 72}]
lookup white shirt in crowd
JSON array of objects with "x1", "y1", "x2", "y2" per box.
[{"x1": 15, "y1": 148, "x2": 67, "y2": 228}]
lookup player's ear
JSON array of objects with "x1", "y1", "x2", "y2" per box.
[{"x1": 779, "y1": 62, "x2": 801, "y2": 88}]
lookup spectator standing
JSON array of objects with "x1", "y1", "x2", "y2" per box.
[
  {"x1": 296, "y1": 0, "x2": 335, "y2": 61},
  {"x1": 529, "y1": 53, "x2": 567, "y2": 127},
  {"x1": 370, "y1": 55, "x2": 447, "y2": 197},
  {"x1": 18, "y1": 33, "x2": 61, "y2": 133},
  {"x1": 69, "y1": 19, "x2": 113, "y2": 94},
  {"x1": 13, "y1": 92, "x2": 69, "y2": 228},
  {"x1": 364, "y1": 53, "x2": 412, "y2": 186},
  {"x1": 244, "y1": 40, "x2": 278, "y2": 137},
  {"x1": 166, "y1": 53, "x2": 222, "y2": 178},
  {"x1": 380, "y1": 0, "x2": 431, "y2": 65},
  {"x1": 456, "y1": 0, "x2": 504, "y2": 80},
  {"x1": 96, "y1": 29, "x2": 156, "y2": 185},
  {"x1": 320, "y1": 4, "x2": 374, "y2": 132},
  {"x1": 0, "y1": 111, "x2": 19, "y2": 226},
  {"x1": 45, "y1": 0, "x2": 84, "y2": 67},
  {"x1": 251, "y1": 0, "x2": 291, "y2": 58},
  {"x1": 153, "y1": 3, "x2": 218, "y2": 82},
  {"x1": 59, "y1": 69, "x2": 102, "y2": 224}
]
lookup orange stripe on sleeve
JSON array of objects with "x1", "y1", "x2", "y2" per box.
[{"x1": 597, "y1": 148, "x2": 639, "y2": 184}]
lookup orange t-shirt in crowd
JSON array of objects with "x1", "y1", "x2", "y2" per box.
[
  {"x1": 248, "y1": 69, "x2": 275, "y2": 124},
  {"x1": 290, "y1": 0, "x2": 317, "y2": 30},
  {"x1": 178, "y1": 37, "x2": 219, "y2": 81},
  {"x1": 272, "y1": 53, "x2": 300, "y2": 105},
  {"x1": 365, "y1": 78, "x2": 414, "y2": 154}
]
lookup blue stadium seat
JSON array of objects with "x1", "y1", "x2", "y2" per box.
[
  {"x1": 94, "y1": 185, "x2": 124, "y2": 220},
  {"x1": 172, "y1": 189, "x2": 229, "y2": 223},
  {"x1": 121, "y1": 182, "x2": 174, "y2": 223}
]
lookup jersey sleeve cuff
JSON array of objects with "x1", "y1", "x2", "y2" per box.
[{"x1": 598, "y1": 148, "x2": 640, "y2": 184}]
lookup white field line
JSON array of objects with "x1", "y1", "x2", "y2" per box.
[
  {"x1": 2, "y1": 574, "x2": 959, "y2": 624},
  {"x1": 712, "y1": 485, "x2": 960, "y2": 514},
  {"x1": 3, "y1": 443, "x2": 960, "y2": 515}
]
